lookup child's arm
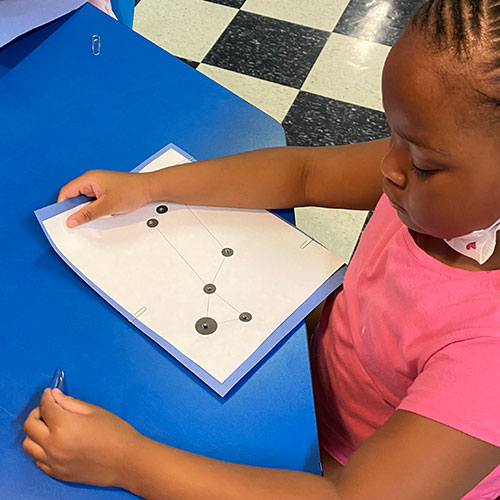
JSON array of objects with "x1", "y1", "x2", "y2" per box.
[
  {"x1": 23, "y1": 389, "x2": 500, "y2": 500},
  {"x1": 22, "y1": 389, "x2": 340, "y2": 499},
  {"x1": 58, "y1": 139, "x2": 389, "y2": 228}
]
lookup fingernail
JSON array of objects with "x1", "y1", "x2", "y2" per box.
[{"x1": 67, "y1": 219, "x2": 78, "y2": 228}]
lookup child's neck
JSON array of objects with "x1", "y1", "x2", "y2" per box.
[{"x1": 411, "y1": 231, "x2": 500, "y2": 272}]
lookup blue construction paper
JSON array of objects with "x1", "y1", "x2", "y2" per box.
[
  {"x1": 36, "y1": 143, "x2": 346, "y2": 396},
  {"x1": 0, "y1": 0, "x2": 86, "y2": 48}
]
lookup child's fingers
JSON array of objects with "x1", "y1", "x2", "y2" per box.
[
  {"x1": 39, "y1": 388, "x2": 65, "y2": 427},
  {"x1": 26, "y1": 406, "x2": 41, "y2": 421},
  {"x1": 23, "y1": 407, "x2": 49, "y2": 445},
  {"x1": 22, "y1": 436, "x2": 48, "y2": 463},
  {"x1": 35, "y1": 461, "x2": 55, "y2": 478},
  {"x1": 65, "y1": 197, "x2": 111, "y2": 228},
  {"x1": 57, "y1": 183, "x2": 78, "y2": 203},
  {"x1": 51, "y1": 388, "x2": 94, "y2": 415},
  {"x1": 57, "y1": 176, "x2": 94, "y2": 203}
]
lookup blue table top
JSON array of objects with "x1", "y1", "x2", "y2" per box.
[{"x1": 0, "y1": 6, "x2": 321, "y2": 498}]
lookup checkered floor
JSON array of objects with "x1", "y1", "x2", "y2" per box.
[{"x1": 132, "y1": 0, "x2": 421, "y2": 260}]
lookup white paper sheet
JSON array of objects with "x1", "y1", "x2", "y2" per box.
[{"x1": 39, "y1": 146, "x2": 345, "y2": 388}]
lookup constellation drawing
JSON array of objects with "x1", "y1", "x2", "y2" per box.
[
  {"x1": 146, "y1": 203, "x2": 253, "y2": 336},
  {"x1": 36, "y1": 144, "x2": 346, "y2": 393}
]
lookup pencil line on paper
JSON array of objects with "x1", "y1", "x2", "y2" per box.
[
  {"x1": 186, "y1": 205, "x2": 224, "y2": 248},
  {"x1": 212, "y1": 258, "x2": 225, "y2": 283},
  {"x1": 133, "y1": 306, "x2": 147, "y2": 320},
  {"x1": 218, "y1": 318, "x2": 239, "y2": 325},
  {"x1": 156, "y1": 228, "x2": 206, "y2": 285},
  {"x1": 214, "y1": 292, "x2": 240, "y2": 314},
  {"x1": 299, "y1": 238, "x2": 313, "y2": 249}
]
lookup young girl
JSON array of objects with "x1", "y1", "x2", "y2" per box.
[{"x1": 21, "y1": 1, "x2": 500, "y2": 498}]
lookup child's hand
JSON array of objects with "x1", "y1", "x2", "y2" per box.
[
  {"x1": 58, "y1": 170, "x2": 153, "y2": 228},
  {"x1": 22, "y1": 388, "x2": 142, "y2": 487}
]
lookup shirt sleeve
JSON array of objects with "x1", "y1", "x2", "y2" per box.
[
  {"x1": 398, "y1": 333, "x2": 500, "y2": 447},
  {"x1": 88, "y1": 0, "x2": 117, "y2": 19}
]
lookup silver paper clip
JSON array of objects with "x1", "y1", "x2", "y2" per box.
[
  {"x1": 50, "y1": 367, "x2": 65, "y2": 391},
  {"x1": 91, "y1": 35, "x2": 101, "y2": 56}
]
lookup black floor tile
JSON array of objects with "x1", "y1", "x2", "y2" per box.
[
  {"x1": 177, "y1": 57, "x2": 199, "y2": 69},
  {"x1": 203, "y1": 11, "x2": 330, "y2": 88},
  {"x1": 204, "y1": 0, "x2": 246, "y2": 7},
  {"x1": 350, "y1": 211, "x2": 373, "y2": 263},
  {"x1": 334, "y1": 0, "x2": 422, "y2": 46},
  {"x1": 282, "y1": 92, "x2": 390, "y2": 147}
]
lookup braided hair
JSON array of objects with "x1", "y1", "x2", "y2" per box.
[{"x1": 410, "y1": 0, "x2": 500, "y2": 102}]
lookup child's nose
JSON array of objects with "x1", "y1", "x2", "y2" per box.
[{"x1": 380, "y1": 140, "x2": 408, "y2": 188}]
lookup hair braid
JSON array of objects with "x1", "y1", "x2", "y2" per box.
[
  {"x1": 411, "y1": 0, "x2": 484, "y2": 55},
  {"x1": 409, "y1": 0, "x2": 500, "y2": 91}
]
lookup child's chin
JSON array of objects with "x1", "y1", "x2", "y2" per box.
[
  {"x1": 397, "y1": 211, "x2": 424, "y2": 235},
  {"x1": 395, "y1": 208, "x2": 412, "y2": 226}
]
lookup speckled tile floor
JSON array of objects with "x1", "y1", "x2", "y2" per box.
[{"x1": 132, "y1": 0, "x2": 421, "y2": 261}]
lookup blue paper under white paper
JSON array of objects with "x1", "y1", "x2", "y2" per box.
[{"x1": 35, "y1": 144, "x2": 346, "y2": 396}]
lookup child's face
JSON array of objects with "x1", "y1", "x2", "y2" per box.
[{"x1": 380, "y1": 29, "x2": 500, "y2": 239}]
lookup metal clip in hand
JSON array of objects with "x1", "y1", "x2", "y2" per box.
[{"x1": 50, "y1": 367, "x2": 65, "y2": 391}]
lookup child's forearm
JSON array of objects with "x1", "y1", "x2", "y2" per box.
[
  {"x1": 143, "y1": 139, "x2": 389, "y2": 211},
  {"x1": 120, "y1": 435, "x2": 341, "y2": 500},
  {"x1": 59, "y1": 139, "x2": 389, "y2": 228},
  {"x1": 144, "y1": 147, "x2": 311, "y2": 210}
]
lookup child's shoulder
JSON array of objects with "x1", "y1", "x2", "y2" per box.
[
  {"x1": 354, "y1": 194, "x2": 500, "y2": 288},
  {"x1": 348, "y1": 194, "x2": 500, "y2": 338}
]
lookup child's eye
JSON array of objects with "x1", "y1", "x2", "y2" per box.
[{"x1": 411, "y1": 163, "x2": 437, "y2": 178}]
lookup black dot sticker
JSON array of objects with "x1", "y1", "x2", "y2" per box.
[
  {"x1": 195, "y1": 317, "x2": 218, "y2": 335},
  {"x1": 147, "y1": 218, "x2": 159, "y2": 228},
  {"x1": 239, "y1": 312, "x2": 252, "y2": 322},
  {"x1": 156, "y1": 205, "x2": 168, "y2": 214}
]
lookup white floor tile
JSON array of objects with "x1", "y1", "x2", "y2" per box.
[
  {"x1": 197, "y1": 64, "x2": 299, "y2": 122},
  {"x1": 241, "y1": 0, "x2": 350, "y2": 31},
  {"x1": 302, "y1": 33, "x2": 390, "y2": 111},
  {"x1": 295, "y1": 207, "x2": 368, "y2": 262},
  {"x1": 134, "y1": 0, "x2": 236, "y2": 62},
  {"x1": 133, "y1": 1, "x2": 371, "y2": 261}
]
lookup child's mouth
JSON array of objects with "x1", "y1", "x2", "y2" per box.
[{"x1": 389, "y1": 199, "x2": 406, "y2": 213}]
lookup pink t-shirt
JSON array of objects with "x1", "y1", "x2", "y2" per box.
[
  {"x1": 312, "y1": 194, "x2": 500, "y2": 499},
  {"x1": 88, "y1": 0, "x2": 116, "y2": 19}
]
